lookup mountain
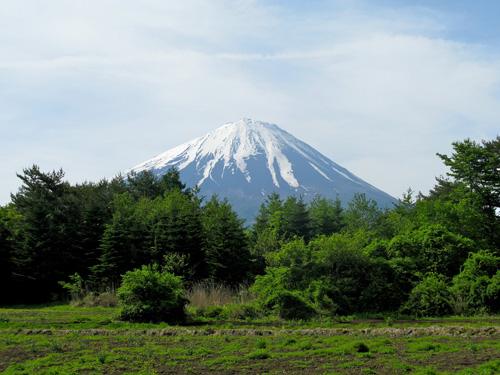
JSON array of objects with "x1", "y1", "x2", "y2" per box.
[{"x1": 130, "y1": 118, "x2": 396, "y2": 220}]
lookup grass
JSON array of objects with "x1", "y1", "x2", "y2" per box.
[
  {"x1": 186, "y1": 281, "x2": 254, "y2": 309},
  {"x1": 0, "y1": 305, "x2": 498, "y2": 374}
]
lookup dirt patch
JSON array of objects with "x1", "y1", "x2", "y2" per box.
[
  {"x1": 0, "y1": 347, "x2": 43, "y2": 372},
  {"x1": 411, "y1": 348, "x2": 499, "y2": 372},
  {"x1": 9, "y1": 326, "x2": 500, "y2": 338}
]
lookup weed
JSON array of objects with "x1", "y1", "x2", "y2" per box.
[
  {"x1": 247, "y1": 349, "x2": 270, "y2": 360},
  {"x1": 354, "y1": 342, "x2": 370, "y2": 353},
  {"x1": 255, "y1": 339, "x2": 267, "y2": 349},
  {"x1": 97, "y1": 353, "x2": 107, "y2": 364}
]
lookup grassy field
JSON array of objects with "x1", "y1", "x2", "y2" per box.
[{"x1": 0, "y1": 305, "x2": 499, "y2": 374}]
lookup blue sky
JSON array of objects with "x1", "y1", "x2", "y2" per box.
[{"x1": 1, "y1": 0, "x2": 499, "y2": 203}]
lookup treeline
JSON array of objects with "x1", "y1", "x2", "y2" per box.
[{"x1": 0, "y1": 137, "x2": 499, "y2": 317}]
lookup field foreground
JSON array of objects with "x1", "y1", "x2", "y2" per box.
[{"x1": 0, "y1": 306, "x2": 499, "y2": 374}]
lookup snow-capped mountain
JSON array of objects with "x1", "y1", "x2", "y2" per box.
[{"x1": 131, "y1": 119, "x2": 395, "y2": 220}]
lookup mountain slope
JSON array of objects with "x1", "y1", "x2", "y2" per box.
[{"x1": 131, "y1": 119, "x2": 395, "y2": 220}]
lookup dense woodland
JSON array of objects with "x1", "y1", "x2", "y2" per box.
[{"x1": 0, "y1": 137, "x2": 499, "y2": 318}]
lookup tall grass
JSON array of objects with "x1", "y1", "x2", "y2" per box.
[
  {"x1": 71, "y1": 291, "x2": 118, "y2": 307},
  {"x1": 187, "y1": 281, "x2": 255, "y2": 308}
]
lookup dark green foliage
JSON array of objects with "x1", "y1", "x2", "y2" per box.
[
  {"x1": 0, "y1": 206, "x2": 22, "y2": 303},
  {"x1": 117, "y1": 265, "x2": 187, "y2": 323},
  {"x1": 450, "y1": 250, "x2": 500, "y2": 314},
  {"x1": 201, "y1": 196, "x2": 252, "y2": 285},
  {"x1": 417, "y1": 183, "x2": 495, "y2": 249},
  {"x1": 146, "y1": 190, "x2": 206, "y2": 278},
  {"x1": 281, "y1": 196, "x2": 311, "y2": 240},
  {"x1": 310, "y1": 235, "x2": 401, "y2": 314},
  {"x1": 437, "y1": 136, "x2": 499, "y2": 212},
  {"x1": 387, "y1": 224, "x2": 475, "y2": 277},
  {"x1": 253, "y1": 235, "x2": 402, "y2": 316},
  {"x1": 251, "y1": 270, "x2": 316, "y2": 320},
  {"x1": 344, "y1": 193, "x2": 385, "y2": 234},
  {"x1": 270, "y1": 291, "x2": 316, "y2": 320},
  {"x1": 93, "y1": 193, "x2": 149, "y2": 284},
  {"x1": 436, "y1": 136, "x2": 500, "y2": 248},
  {"x1": 126, "y1": 168, "x2": 188, "y2": 200},
  {"x1": 95, "y1": 189, "x2": 206, "y2": 283},
  {"x1": 309, "y1": 196, "x2": 344, "y2": 237},
  {"x1": 354, "y1": 342, "x2": 370, "y2": 353},
  {"x1": 10, "y1": 166, "x2": 83, "y2": 301},
  {"x1": 192, "y1": 303, "x2": 263, "y2": 320},
  {"x1": 402, "y1": 273, "x2": 452, "y2": 317}
]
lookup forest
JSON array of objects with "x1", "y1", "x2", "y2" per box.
[{"x1": 0, "y1": 136, "x2": 498, "y2": 321}]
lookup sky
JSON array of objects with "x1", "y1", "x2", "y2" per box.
[{"x1": 1, "y1": 0, "x2": 499, "y2": 203}]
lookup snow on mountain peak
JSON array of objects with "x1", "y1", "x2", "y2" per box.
[{"x1": 132, "y1": 118, "x2": 302, "y2": 189}]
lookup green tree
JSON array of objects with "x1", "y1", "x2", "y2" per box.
[
  {"x1": 281, "y1": 196, "x2": 310, "y2": 240},
  {"x1": 251, "y1": 193, "x2": 284, "y2": 256},
  {"x1": 387, "y1": 224, "x2": 475, "y2": 277},
  {"x1": 0, "y1": 206, "x2": 22, "y2": 303},
  {"x1": 344, "y1": 193, "x2": 385, "y2": 234},
  {"x1": 417, "y1": 182, "x2": 494, "y2": 249},
  {"x1": 201, "y1": 196, "x2": 252, "y2": 285},
  {"x1": 93, "y1": 193, "x2": 149, "y2": 284},
  {"x1": 147, "y1": 190, "x2": 205, "y2": 279},
  {"x1": 309, "y1": 196, "x2": 344, "y2": 238},
  {"x1": 437, "y1": 136, "x2": 499, "y2": 211},
  {"x1": 437, "y1": 136, "x2": 500, "y2": 247},
  {"x1": 158, "y1": 167, "x2": 187, "y2": 194},
  {"x1": 10, "y1": 166, "x2": 83, "y2": 301},
  {"x1": 95, "y1": 189, "x2": 206, "y2": 284}
]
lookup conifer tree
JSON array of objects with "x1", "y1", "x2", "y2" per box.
[
  {"x1": 10, "y1": 165, "x2": 82, "y2": 300},
  {"x1": 309, "y1": 196, "x2": 344, "y2": 237},
  {"x1": 202, "y1": 196, "x2": 252, "y2": 285}
]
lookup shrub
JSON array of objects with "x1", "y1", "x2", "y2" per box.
[
  {"x1": 59, "y1": 273, "x2": 85, "y2": 300},
  {"x1": 266, "y1": 290, "x2": 317, "y2": 320},
  {"x1": 354, "y1": 342, "x2": 370, "y2": 353},
  {"x1": 224, "y1": 303, "x2": 263, "y2": 320},
  {"x1": 251, "y1": 267, "x2": 317, "y2": 320},
  {"x1": 402, "y1": 273, "x2": 452, "y2": 317},
  {"x1": 195, "y1": 306, "x2": 224, "y2": 318},
  {"x1": 247, "y1": 349, "x2": 270, "y2": 360},
  {"x1": 192, "y1": 303, "x2": 264, "y2": 320},
  {"x1": 450, "y1": 250, "x2": 500, "y2": 314},
  {"x1": 117, "y1": 265, "x2": 187, "y2": 323}
]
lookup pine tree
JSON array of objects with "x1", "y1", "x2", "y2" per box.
[
  {"x1": 202, "y1": 196, "x2": 252, "y2": 285},
  {"x1": 282, "y1": 196, "x2": 311, "y2": 240},
  {"x1": 309, "y1": 196, "x2": 344, "y2": 237},
  {"x1": 93, "y1": 193, "x2": 150, "y2": 285},
  {"x1": 10, "y1": 165, "x2": 82, "y2": 301}
]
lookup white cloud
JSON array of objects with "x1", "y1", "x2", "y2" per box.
[{"x1": 1, "y1": 0, "x2": 499, "y2": 202}]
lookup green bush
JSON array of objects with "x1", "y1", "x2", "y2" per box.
[
  {"x1": 196, "y1": 305, "x2": 224, "y2": 318},
  {"x1": 251, "y1": 267, "x2": 317, "y2": 320},
  {"x1": 224, "y1": 303, "x2": 263, "y2": 320},
  {"x1": 247, "y1": 349, "x2": 271, "y2": 360},
  {"x1": 354, "y1": 342, "x2": 370, "y2": 353},
  {"x1": 192, "y1": 303, "x2": 264, "y2": 320},
  {"x1": 117, "y1": 265, "x2": 187, "y2": 323},
  {"x1": 402, "y1": 273, "x2": 452, "y2": 317},
  {"x1": 266, "y1": 290, "x2": 317, "y2": 320},
  {"x1": 450, "y1": 250, "x2": 500, "y2": 314}
]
